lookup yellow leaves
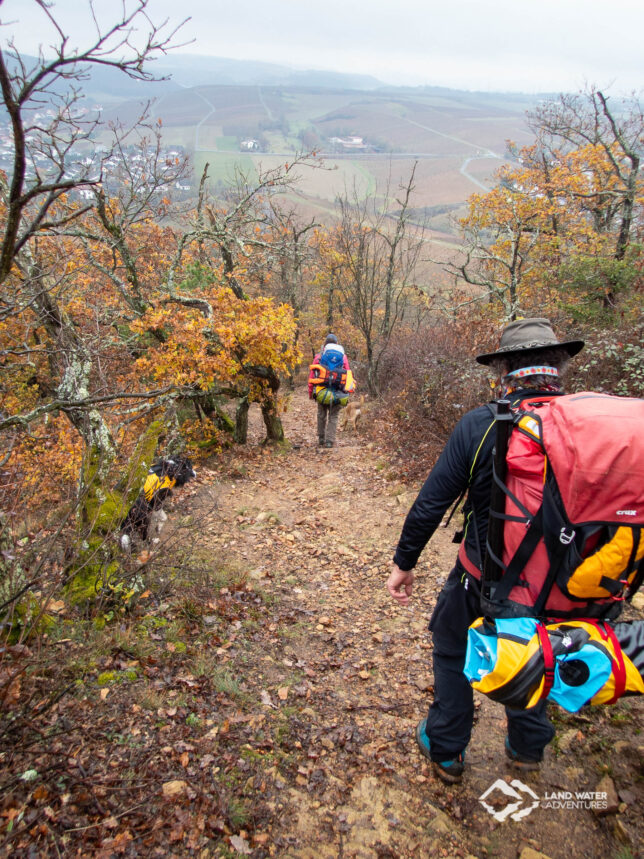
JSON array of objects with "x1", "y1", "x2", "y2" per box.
[
  {"x1": 1, "y1": 187, "x2": 309, "y2": 503},
  {"x1": 132, "y1": 283, "x2": 300, "y2": 401},
  {"x1": 457, "y1": 131, "x2": 644, "y2": 317},
  {"x1": 181, "y1": 418, "x2": 223, "y2": 459}
]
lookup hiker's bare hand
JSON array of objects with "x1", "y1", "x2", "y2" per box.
[{"x1": 387, "y1": 565, "x2": 414, "y2": 605}]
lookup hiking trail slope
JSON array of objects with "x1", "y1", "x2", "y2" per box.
[{"x1": 182, "y1": 385, "x2": 644, "y2": 858}]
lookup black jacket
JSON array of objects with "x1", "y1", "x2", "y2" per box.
[{"x1": 393, "y1": 390, "x2": 563, "y2": 573}]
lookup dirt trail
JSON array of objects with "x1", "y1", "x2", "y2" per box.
[{"x1": 190, "y1": 386, "x2": 643, "y2": 858}]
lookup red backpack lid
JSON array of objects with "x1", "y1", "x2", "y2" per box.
[{"x1": 541, "y1": 393, "x2": 644, "y2": 526}]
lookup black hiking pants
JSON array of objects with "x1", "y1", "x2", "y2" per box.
[{"x1": 426, "y1": 565, "x2": 555, "y2": 762}]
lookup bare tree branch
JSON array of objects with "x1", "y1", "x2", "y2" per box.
[{"x1": 0, "y1": 0, "x2": 188, "y2": 283}]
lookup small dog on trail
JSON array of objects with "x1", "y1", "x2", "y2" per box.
[
  {"x1": 120, "y1": 457, "x2": 196, "y2": 551},
  {"x1": 340, "y1": 395, "x2": 365, "y2": 432}
]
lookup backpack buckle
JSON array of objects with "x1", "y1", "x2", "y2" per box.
[{"x1": 559, "y1": 527, "x2": 576, "y2": 545}]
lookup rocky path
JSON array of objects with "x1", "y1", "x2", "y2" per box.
[
  {"x1": 186, "y1": 387, "x2": 643, "y2": 858},
  {"x1": 5, "y1": 387, "x2": 642, "y2": 857}
]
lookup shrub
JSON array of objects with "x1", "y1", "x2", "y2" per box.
[{"x1": 373, "y1": 316, "x2": 495, "y2": 482}]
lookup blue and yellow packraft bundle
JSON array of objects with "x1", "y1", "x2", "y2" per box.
[{"x1": 464, "y1": 616, "x2": 644, "y2": 713}]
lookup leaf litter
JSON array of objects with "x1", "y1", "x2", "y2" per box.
[{"x1": 0, "y1": 387, "x2": 642, "y2": 857}]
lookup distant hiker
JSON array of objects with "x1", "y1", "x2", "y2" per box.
[
  {"x1": 308, "y1": 334, "x2": 355, "y2": 448},
  {"x1": 387, "y1": 318, "x2": 585, "y2": 783}
]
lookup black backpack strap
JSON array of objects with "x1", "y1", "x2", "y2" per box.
[
  {"x1": 488, "y1": 459, "x2": 534, "y2": 522},
  {"x1": 492, "y1": 506, "x2": 545, "y2": 602},
  {"x1": 624, "y1": 526, "x2": 641, "y2": 575},
  {"x1": 599, "y1": 576, "x2": 628, "y2": 596},
  {"x1": 532, "y1": 474, "x2": 578, "y2": 616},
  {"x1": 626, "y1": 528, "x2": 644, "y2": 601},
  {"x1": 482, "y1": 400, "x2": 515, "y2": 597},
  {"x1": 482, "y1": 432, "x2": 541, "y2": 599}
]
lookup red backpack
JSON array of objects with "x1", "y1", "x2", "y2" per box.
[{"x1": 481, "y1": 392, "x2": 644, "y2": 620}]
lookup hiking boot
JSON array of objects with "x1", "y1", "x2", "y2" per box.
[
  {"x1": 324, "y1": 440, "x2": 334, "y2": 448},
  {"x1": 415, "y1": 718, "x2": 465, "y2": 784},
  {"x1": 505, "y1": 736, "x2": 541, "y2": 771},
  {"x1": 318, "y1": 439, "x2": 325, "y2": 447}
]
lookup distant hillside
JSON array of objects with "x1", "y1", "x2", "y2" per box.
[
  {"x1": 15, "y1": 53, "x2": 547, "y2": 238},
  {"x1": 99, "y1": 81, "x2": 540, "y2": 155},
  {"x1": 92, "y1": 75, "x2": 542, "y2": 237},
  {"x1": 150, "y1": 55, "x2": 386, "y2": 91},
  {"x1": 11, "y1": 53, "x2": 384, "y2": 109}
]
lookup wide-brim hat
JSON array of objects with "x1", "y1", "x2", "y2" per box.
[{"x1": 476, "y1": 318, "x2": 585, "y2": 366}]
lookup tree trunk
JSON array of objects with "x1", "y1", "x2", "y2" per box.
[
  {"x1": 66, "y1": 420, "x2": 163, "y2": 606},
  {"x1": 163, "y1": 400, "x2": 184, "y2": 456},
  {"x1": 615, "y1": 162, "x2": 639, "y2": 261},
  {"x1": 365, "y1": 339, "x2": 378, "y2": 397},
  {"x1": 327, "y1": 270, "x2": 336, "y2": 327},
  {"x1": 234, "y1": 396, "x2": 250, "y2": 444},
  {"x1": 261, "y1": 399, "x2": 285, "y2": 443}
]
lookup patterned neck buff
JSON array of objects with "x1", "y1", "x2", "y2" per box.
[
  {"x1": 505, "y1": 365, "x2": 559, "y2": 382},
  {"x1": 491, "y1": 365, "x2": 562, "y2": 398}
]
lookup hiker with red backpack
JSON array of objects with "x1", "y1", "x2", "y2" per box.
[
  {"x1": 386, "y1": 318, "x2": 587, "y2": 783},
  {"x1": 308, "y1": 334, "x2": 355, "y2": 448}
]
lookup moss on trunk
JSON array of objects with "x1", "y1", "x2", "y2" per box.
[
  {"x1": 261, "y1": 399, "x2": 285, "y2": 444},
  {"x1": 66, "y1": 420, "x2": 164, "y2": 605},
  {"x1": 234, "y1": 396, "x2": 250, "y2": 444}
]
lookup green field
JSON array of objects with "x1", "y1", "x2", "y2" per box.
[
  {"x1": 215, "y1": 136, "x2": 239, "y2": 152},
  {"x1": 192, "y1": 152, "x2": 258, "y2": 186}
]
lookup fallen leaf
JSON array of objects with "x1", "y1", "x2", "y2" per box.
[
  {"x1": 229, "y1": 834, "x2": 252, "y2": 855},
  {"x1": 108, "y1": 830, "x2": 133, "y2": 851},
  {"x1": 8, "y1": 644, "x2": 31, "y2": 656},
  {"x1": 46, "y1": 600, "x2": 66, "y2": 614},
  {"x1": 260, "y1": 690, "x2": 276, "y2": 708},
  {"x1": 162, "y1": 780, "x2": 188, "y2": 798},
  {"x1": 100, "y1": 688, "x2": 109, "y2": 700},
  {"x1": 277, "y1": 686, "x2": 289, "y2": 701},
  {"x1": 5, "y1": 677, "x2": 21, "y2": 705}
]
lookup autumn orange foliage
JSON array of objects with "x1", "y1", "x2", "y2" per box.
[{"x1": 1, "y1": 198, "x2": 301, "y2": 514}]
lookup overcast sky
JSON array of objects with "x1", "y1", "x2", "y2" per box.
[{"x1": 3, "y1": 0, "x2": 644, "y2": 94}]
